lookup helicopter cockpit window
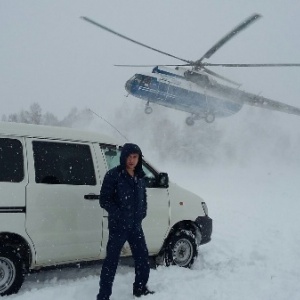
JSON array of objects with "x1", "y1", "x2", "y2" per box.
[
  {"x1": 133, "y1": 74, "x2": 142, "y2": 84},
  {"x1": 141, "y1": 76, "x2": 151, "y2": 87}
]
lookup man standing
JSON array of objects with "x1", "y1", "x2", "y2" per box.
[{"x1": 96, "y1": 143, "x2": 154, "y2": 300}]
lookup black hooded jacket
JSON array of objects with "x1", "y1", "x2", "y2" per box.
[{"x1": 99, "y1": 143, "x2": 147, "y2": 231}]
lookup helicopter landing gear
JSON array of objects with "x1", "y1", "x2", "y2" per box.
[
  {"x1": 186, "y1": 111, "x2": 215, "y2": 126},
  {"x1": 144, "y1": 101, "x2": 153, "y2": 114},
  {"x1": 185, "y1": 116, "x2": 195, "y2": 126},
  {"x1": 205, "y1": 112, "x2": 215, "y2": 123},
  {"x1": 144, "y1": 106, "x2": 153, "y2": 114}
]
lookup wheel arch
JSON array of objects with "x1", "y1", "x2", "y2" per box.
[
  {"x1": 160, "y1": 220, "x2": 201, "y2": 254},
  {"x1": 0, "y1": 232, "x2": 33, "y2": 271}
]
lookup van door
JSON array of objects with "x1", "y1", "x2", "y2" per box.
[
  {"x1": 100, "y1": 145, "x2": 170, "y2": 254},
  {"x1": 0, "y1": 137, "x2": 29, "y2": 240},
  {"x1": 25, "y1": 139, "x2": 103, "y2": 266},
  {"x1": 141, "y1": 162, "x2": 170, "y2": 253}
]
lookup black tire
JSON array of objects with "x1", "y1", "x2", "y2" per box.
[
  {"x1": 0, "y1": 247, "x2": 25, "y2": 296},
  {"x1": 185, "y1": 116, "x2": 195, "y2": 126},
  {"x1": 144, "y1": 106, "x2": 153, "y2": 114},
  {"x1": 165, "y1": 230, "x2": 198, "y2": 268},
  {"x1": 205, "y1": 113, "x2": 215, "y2": 123}
]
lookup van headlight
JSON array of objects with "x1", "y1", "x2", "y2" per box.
[{"x1": 201, "y1": 201, "x2": 208, "y2": 216}]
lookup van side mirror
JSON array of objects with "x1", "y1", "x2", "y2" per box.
[{"x1": 157, "y1": 172, "x2": 169, "y2": 188}]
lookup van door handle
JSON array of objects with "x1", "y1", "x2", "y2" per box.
[{"x1": 84, "y1": 194, "x2": 100, "y2": 200}]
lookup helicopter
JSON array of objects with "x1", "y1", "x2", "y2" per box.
[{"x1": 81, "y1": 14, "x2": 300, "y2": 125}]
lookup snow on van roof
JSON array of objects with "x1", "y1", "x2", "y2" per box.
[{"x1": 0, "y1": 121, "x2": 120, "y2": 145}]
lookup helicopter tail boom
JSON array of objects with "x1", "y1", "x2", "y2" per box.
[{"x1": 190, "y1": 73, "x2": 300, "y2": 117}]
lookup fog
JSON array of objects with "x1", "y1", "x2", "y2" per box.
[
  {"x1": 2, "y1": 0, "x2": 300, "y2": 166},
  {"x1": 1, "y1": 0, "x2": 300, "y2": 119},
  {"x1": 1, "y1": 1, "x2": 300, "y2": 299},
  {"x1": 6, "y1": 108, "x2": 300, "y2": 299}
]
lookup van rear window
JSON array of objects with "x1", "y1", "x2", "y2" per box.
[
  {"x1": 33, "y1": 141, "x2": 96, "y2": 185},
  {"x1": 0, "y1": 138, "x2": 24, "y2": 182}
]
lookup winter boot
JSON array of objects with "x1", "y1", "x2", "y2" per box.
[{"x1": 133, "y1": 285, "x2": 155, "y2": 298}]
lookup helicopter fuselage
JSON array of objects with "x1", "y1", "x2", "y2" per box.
[{"x1": 125, "y1": 67, "x2": 243, "y2": 121}]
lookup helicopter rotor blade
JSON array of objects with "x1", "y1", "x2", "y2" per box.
[
  {"x1": 202, "y1": 67, "x2": 241, "y2": 86},
  {"x1": 195, "y1": 13, "x2": 261, "y2": 66},
  {"x1": 114, "y1": 64, "x2": 192, "y2": 67},
  {"x1": 202, "y1": 63, "x2": 300, "y2": 67},
  {"x1": 81, "y1": 16, "x2": 192, "y2": 65}
]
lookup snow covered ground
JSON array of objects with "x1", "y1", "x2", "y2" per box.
[{"x1": 5, "y1": 155, "x2": 300, "y2": 300}]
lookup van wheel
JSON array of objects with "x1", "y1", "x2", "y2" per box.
[
  {"x1": 165, "y1": 230, "x2": 198, "y2": 268},
  {"x1": 0, "y1": 247, "x2": 25, "y2": 296}
]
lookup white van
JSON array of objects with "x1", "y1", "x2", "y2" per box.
[{"x1": 0, "y1": 122, "x2": 212, "y2": 296}]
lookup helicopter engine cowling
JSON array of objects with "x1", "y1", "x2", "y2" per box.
[{"x1": 184, "y1": 70, "x2": 211, "y2": 88}]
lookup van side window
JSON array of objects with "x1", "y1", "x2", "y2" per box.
[
  {"x1": 33, "y1": 141, "x2": 96, "y2": 185},
  {"x1": 101, "y1": 145, "x2": 120, "y2": 170},
  {"x1": 0, "y1": 138, "x2": 24, "y2": 182},
  {"x1": 141, "y1": 162, "x2": 157, "y2": 188}
]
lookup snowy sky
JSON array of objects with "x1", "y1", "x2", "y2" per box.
[
  {"x1": 2, "y1": 2, "x2": 300, "y2": 299},
  {"x1": 1, "y1": 0, "x2": 300, "y2": 119}
]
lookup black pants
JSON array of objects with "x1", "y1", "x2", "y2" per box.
[{"x1": 97, "y1": 226, "x2": 150, "y2": 300}]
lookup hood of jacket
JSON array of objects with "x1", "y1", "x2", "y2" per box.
[{"x1": 120, "y1": 143, "x2": 144, "y2": 176}]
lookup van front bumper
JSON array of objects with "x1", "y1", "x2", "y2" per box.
[{"x1": 195, "y1": 215, "x2": 213, "y2": 245}]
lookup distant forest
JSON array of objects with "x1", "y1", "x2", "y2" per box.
[
  {"x1": 1, "y1": 102, "x2": 224, "y2": 165},
  {"x1": 2, "y1": 102, "x2": 296, "y2": 167},
  {"x1": 1, "y1": 103, "x2": 93, "y2": 128}
]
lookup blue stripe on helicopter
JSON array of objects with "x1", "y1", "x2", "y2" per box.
[{"x1": 129, "y1": 75, "x2": 243, "y2": 118}]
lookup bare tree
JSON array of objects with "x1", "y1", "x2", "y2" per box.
[{"x1": 29, "y1": 103, "x2": 42, "y2": 124}]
